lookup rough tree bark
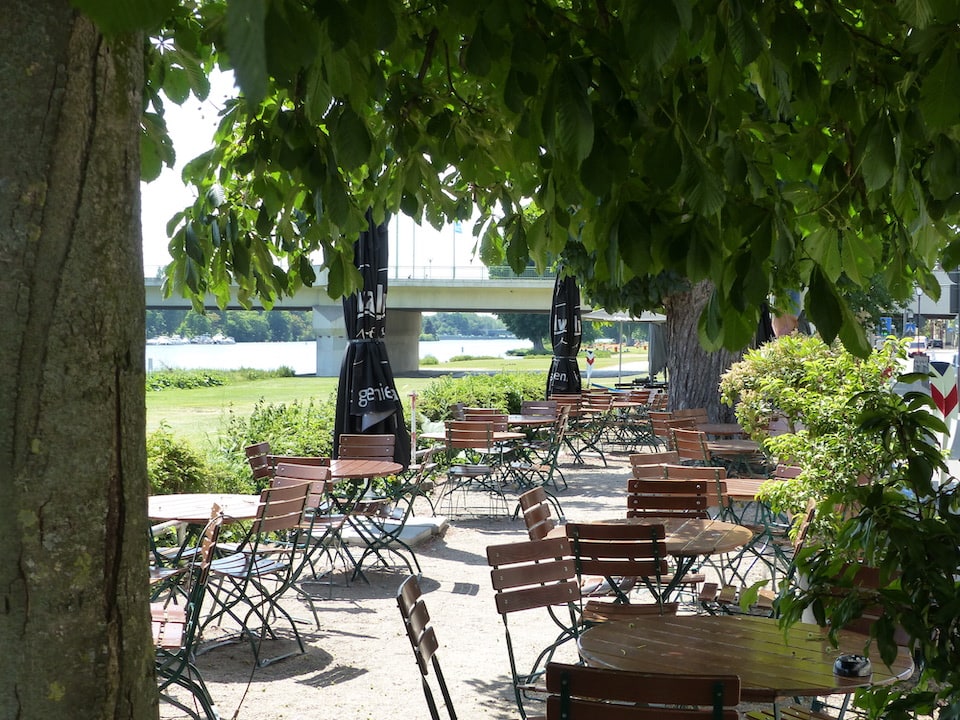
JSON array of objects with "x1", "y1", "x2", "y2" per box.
[
  {"x1": 664, "y1": 281, "x2": 743, "y2": 423},
  {"x1": 0, "y1": 3, "x2": 156, "y2": 718}
]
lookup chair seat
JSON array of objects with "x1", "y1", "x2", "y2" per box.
[
  {"x1": 210, "y1": 550, "x2": 292, "y2": 578},
  {"x1": 151, "y1": 605, "x2": 187, "y2": 649},
  {"x1": 746, "y1": 707, "x2": 834, "y2": 720},
  {"x1": 448, "y1": 464, "x2": 495, "y2": 477}
]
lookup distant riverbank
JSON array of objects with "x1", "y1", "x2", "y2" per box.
[{"x1": 145, "y1": 337, "x2": 534, "y2": 375}]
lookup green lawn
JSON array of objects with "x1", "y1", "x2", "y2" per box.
[{"x1": 146, "y1": 349, "x2": 647, "y2": 442}]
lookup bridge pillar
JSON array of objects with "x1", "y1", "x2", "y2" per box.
[
  {"x1": 386, "y1": 310, "x2": 421, "y2": 374},
  {"x1": 313, "y1": 306, "x2": 347, "y2": 377}
]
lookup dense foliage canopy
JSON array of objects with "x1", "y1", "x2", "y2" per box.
[{"x1": 113, "y1": 0, "x2": 960, "y2": 357}]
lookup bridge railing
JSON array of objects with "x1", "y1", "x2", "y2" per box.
[{"x1": 144, "y1": 263, "x2": 554, "y2": 282}]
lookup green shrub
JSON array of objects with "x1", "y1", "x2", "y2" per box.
[
  {"x1": 417, "y1": 372, "x2": 546, "y2": 421},
  {"x1": 147, "y1": 369, "x2": 227, "y2": 391},
  {"x1": 506, "y1": 348, "x2": 551, "y2": 357},
  {"x1": 215, "y1": 396, "x2": 339, "y2": 490},
  {"x1": 421, "y1": 355, "x2": 439, "y2": 365},
  {"x1": 146, "y1": 422, "x2": 209, "y2": 494},
  {"x1": 146, "y1": 366, "x2": 296, "y2": 391}
]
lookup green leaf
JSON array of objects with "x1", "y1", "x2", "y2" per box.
[
  {"x1": 332, "y1": 108, "x2": 372, "y2": 171},
  {"x1": 645, "y1": 131, "x2": 682, "y2": 189},
  {"x1": 71, "y1": 0, "x2": 176, "y2": 34},
  {"x1": 820, "y1": 15, "x2": 854, "y2": 83},
  {"x1": 554, "y1": 61, "x2": 594, "y2": 164},
  {"x1": 682, "y1": 155, "x2": 724, "y2": 216},
  {"x1": 628, "y1": 3, "x2": 679, "y2": 70},
  {"x1": 226, "y1": 0, "x2": 268, "y2": 107},
  {"x1": 464, "y1": 22, "x2": 492, "y2": 77},
  {"x1": 184, "y1": 223, "x2": 204, "y2": 264},
  {"x1": 920, "y1": 45, "x2": 960, "y2": 131},
  {"x1": 859, "y1": 114, "x2": 895, "y2": 192},
  {"x1": 806, "y1": 267, "x2": 843, "y2": 343},
  {"x1": 804, "y1": 227, "x2": 842, "y2": 283}
]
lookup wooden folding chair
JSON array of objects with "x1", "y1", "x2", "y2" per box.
[
  {"x1": 485, "y1": 536, "x2": 582, "y2": 719},
  {"x1": 517, "y1": 486, "x2": 558, "y2": 541},
  {"x1": 671, "y1": 427, "x2": 713, "y2": 465},
  {"x1": 545, "y1": 662, "x2": 741, "y2": 719},
  {"x1": 565, "y1": 522, "x2": 668, "y2": 607},
  {"x1": 153, "y1": 511, "x2": 223, "y2": 720},
  {"x1": 203, "y1": 480, "x2": 313, "y2": 667},
  {"x1": 337, "y1": 432, "x2": 396, "y2": 460},
  {"x1": 440, "y1": 420, "x2": 514, "y2": 516},
  {"x1": 397, "y1": 575, "x2": 458, "y2": 720}
]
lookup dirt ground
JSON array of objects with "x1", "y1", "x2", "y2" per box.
[{"x1": 155, "y1": 448, "x2": 832, "y2": 720}]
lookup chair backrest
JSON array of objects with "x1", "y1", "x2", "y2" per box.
[
  {"x1": 154, "y1": 510, "x2": 223, "y2": 653},
  {"x1": 445, "y1": 421, "x2": 496, "y2": 451},
  {"x1": 772, "y1": 463, "x2": 803, "y2": 481},
  {"x1": 274, "y1": 462, "x2": 333, "y2": 511},
  {"x1": 660, "y1": 463, "x2": 729, "y2": 512},
  {"x1": 626, "y1": 475, "x2": 713, "y2": 519},
  {"x1": 463, "y1": 411, "x2": 508, "y2": 431},
  {"x1": 486, "y1": 536, "x2": 581, "y2": 615},
  {"x1": 486, "y1": 536, "x2": 583, "y2": 718},
  {"x1": 251, "y1": 480, "x2": 312, "y2": 537},
  {"x1": 545, "y1": 662, "x2": 741, "y2": 719},
  {"x1": 521, "y1": 399, "x2": 558, "y2": 417},
  {"x1": 581, "y1": 599, "x2": 679, "y2": 623},
  {"x1": 649, "y1": 390, "x2": 668, "y2": 411},
  {"x1": 629, "y1": 450, "x2": 680, "y2": 468},
  {"x1": 648, "y1": 411, "x2": 676, "y2": 445},
  {"x1": 673, "y1": 407, "x2": 709, "y2": 425},
  {"x1": 397, "y1": 575, "x2": 457, "y2": 720},
  {"x1": 246, "y1": 441, "x2": 274, "y2": 484},
  {"x1": 518, "y1": 487, "x2": 556, "y2": 541},
  {"x1": 337, "y1": 433, "x2": 396, "y2": 460},
  {"x1": 462, "y1": 407, "x2": 503, "y2": 416},
  {"x1": 671, "y1": 427, "x2": 711, "y2": 464},
  {"x1": 565, "y1": 522, "x2": 668, "y2": 584}
]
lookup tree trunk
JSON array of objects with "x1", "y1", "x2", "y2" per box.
[
  {"x1": 0, "y1": 3, "x2": 155, "y2": 718},
  {"x1": 663, "y1": 281, "x2": 743, "y2": 423}
]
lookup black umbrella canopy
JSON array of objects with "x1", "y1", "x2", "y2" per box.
[
  {"x1": 333, "y1": 211, "x2": 411, "y2": 468},
  {"x1": 546, "y1": 271, "x2": 582, "y2": 396}
]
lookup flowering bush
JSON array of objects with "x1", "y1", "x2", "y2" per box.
[{"x1": 719, "y1": 334, "x2": 906, "y2": 535}]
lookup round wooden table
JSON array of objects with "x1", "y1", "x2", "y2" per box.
[
  {"x1": 696, "y1": 422, "x2": 746, "y2": 437},
  {"x1": 148, "y1": 493, "x2": 260, "y2": 524},
  {"x1": 419, "y1": 430, "x2": 525, "y2": 442},
  {"x1": 569, "y1": 517, "x2": 753, "y2": 602},
  {"x1": 506, "y1": 414, "x2": 556, "y2": 428},
  {"x1": 578, "y1": 614, "x2": 914, "y2": 703}
]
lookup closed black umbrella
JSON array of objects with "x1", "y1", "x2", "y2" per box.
[
  {"x1": 333, "y1": 211, "x2": 411, "y2": 468},
  {"x1": 546, "y1": 271, "x2": 582, "y2": 396}
]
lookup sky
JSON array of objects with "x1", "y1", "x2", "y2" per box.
[{"x1": 139, "y1": 74, "x2": 483, "y2": 280}]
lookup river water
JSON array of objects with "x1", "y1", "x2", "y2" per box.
[{"x1": 145, "y1": 337, "x2": 533, "y2": 375}]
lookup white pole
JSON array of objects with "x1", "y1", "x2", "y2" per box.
[{"x1": 409, "y1": 391, "x2": 418, "y2": 460}]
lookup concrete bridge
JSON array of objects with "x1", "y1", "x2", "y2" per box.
[{"x1": 144, "y1": 267, "x2": 555, "y2": 375}]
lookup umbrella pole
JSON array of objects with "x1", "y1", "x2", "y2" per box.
[
  {"x1": 409, "y1": 391, "x2": 417, "y2": 459},
  {"x1": 618, "y1": 320, "x2": 624, "y2": 385}
]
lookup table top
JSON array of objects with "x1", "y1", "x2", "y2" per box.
[
  {"x1": 148, "y1": 493, "x2": 260, "y2": 524},
  {"x1": 724, "y1": 477, "x2": 768, "y2": 501},
  {"x1": 578, "y1": 614, "x2": 914, "y2": 703},
  {"x1": 706, "y1": 438, "x2": 763, "y2": 455},
  {"x1": 568, "y1": 517, "x2": 753, "y2": 558},
  {"x1": 506, "y1": 414, "x2": 556, "y2": 428},
  {"x1": 696, "y1": 422, "x2": 746, "y2": 437},
  {"x1": 419, "y1": 430, "x2": 525, "y2": 442},
  {"x1": 329, "y1": 458, "x2": 403, "y2": 480}
]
